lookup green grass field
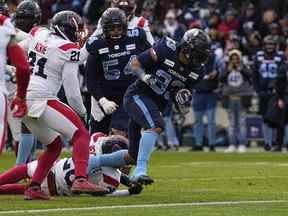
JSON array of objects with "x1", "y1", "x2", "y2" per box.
[{"x1": 0, "y1": 151, "x2": 288, "y2": 216}]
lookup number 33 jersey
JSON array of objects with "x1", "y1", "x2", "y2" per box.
[
  {"x1": 23, "y1": 27, "x2": 81, "y2": 100},
  {"x1": 126, "y1": 37, "x2": 203, "y2": 109}
]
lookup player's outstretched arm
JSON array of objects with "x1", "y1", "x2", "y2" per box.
[
  {"x1": 62, "y1": 62, "x2": 87, "y2": 118},
  {"x1": 7, "y1": 37, "x2": 30, "y2": 118}
]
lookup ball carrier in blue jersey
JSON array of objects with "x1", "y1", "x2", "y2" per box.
[{"x1": 88, "y1": 28, "x2": 211, "y2": 185}]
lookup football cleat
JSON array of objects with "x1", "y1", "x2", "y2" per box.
[
  {"x1": 71, "y1": 178, "x2": 109, "y2": 195},
  {"x1": 24, "y1": 185, "x2": 50, "y2": 200},
  {"x1": 130, "y1": 175, "x2": 154, "y2": 185}
]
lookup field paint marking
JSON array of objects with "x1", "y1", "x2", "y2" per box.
[
  {"x1": 157, "y1": 175, "x2": 288, "y2": 182},
  {"x1": 0, "y1": 200, "x2": 287, "y2": 215}
]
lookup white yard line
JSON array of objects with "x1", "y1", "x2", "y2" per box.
[{"x1": 0, "y1": 200, "x2": 287, "y2": 215}]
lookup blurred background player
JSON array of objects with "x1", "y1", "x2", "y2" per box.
[
  {"x1": 93, "y1": 0, "x2": 154, "y2": 45},
  {"x1": 252, "y1": 35, "x2": 285, "y2": 151},
  {"x1": 0, "y1": 11, "x2": 30, "y2": 155},
  {"x1": 18, "y1": 10, "x2": 108, "y2": 200},
  {"x1": 7, "y1": 0, "x2": 42, "y2": 164},
  {"x1": 87, "y1": 28, "x2": 211, "y2": 185},
  {"x1": 86, "y1": 8, "x2": 151, "y2": 136}
]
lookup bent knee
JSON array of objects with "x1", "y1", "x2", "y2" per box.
[
  {"x1": 146, "y1": 127, "x2": 162, "y2": 134},
  {"x1": 124, "y1": 153, "x2": 136, "y2": 165}
]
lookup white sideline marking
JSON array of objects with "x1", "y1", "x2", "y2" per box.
[{"x1": 0, "y1": 200, "x2": 287, "y2": 215}]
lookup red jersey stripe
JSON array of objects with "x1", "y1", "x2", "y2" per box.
[
  {"x1": 59, "y1": 43, "x2": 80, "y2": 51},
  {"x1": 0, "y1": 15, "x2": 8, "y2": 25}
]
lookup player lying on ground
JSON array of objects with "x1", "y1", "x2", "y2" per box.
[{"x1": 0, "y1": 133, "x2": 142, "y2": 197}]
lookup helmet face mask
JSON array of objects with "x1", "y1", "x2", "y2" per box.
[
  {"x1": 51, "y1": 11, "x2": 83, "y2": 42},
  {"x1": 263, "y1": 35, "x2": 277, "y2": 54},
  {"x1": 104, "y1": 23, "x2": 125, "y2": 40},
  {"x1": 101, "y1": 8, "x2": 128, "y2": 41},
  {"x1": 179, "y1": 29, "x2": 211, "y2": 67}
]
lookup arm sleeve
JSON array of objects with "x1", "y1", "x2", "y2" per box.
[
  {"x1": 137, "y1": 48, "x2": 158, "y2": 71},
  {"x1": 142, "y1": 20, "x2": 155, "y2": 45},
  {"x1": 62, "y1": 62, "x2": 87, "y2": 117},
  {"x1": 79, "y1": 46, "x2": 89, "y2": 64},
  {"x1": 91, "y1": 18, "x2": 103, "y2": 37},
  {"x1": 7, "y1": 41, "x2": 30, "y2": 99},
  {"x1": 86, "y1": 54, "x2": 105, "y2": 100}
]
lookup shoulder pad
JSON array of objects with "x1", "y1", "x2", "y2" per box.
[
  {"x1": 137, "y1": 16, "x2": 147, "y2": 28},
  {"x1": 30, "y1": 27, "x2": 41, "y2": 37},
  {"x1": 58, "y1": 42, "x2": 81, "y2": 62},
  {"x1": 86, "y1": 35, "x2": 101, "y2": 54},
  {"x1": 0, "y1": 14, "x2": 8, "y2": 25},
  {"x1": 127, "y1": 28, "x2": 140, "y2": 37},
  {"x1": 58, "y1": 42, "x2": 80, "y2": 52},
  {"x1": 1, "y1": 17, "x2": 16, "y2": 36}
]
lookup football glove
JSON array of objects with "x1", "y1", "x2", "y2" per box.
[
  {"x1": 10, "y1": 96, "x2": 27, "y2": 118},
  {"x1": 99, "y1": 97, "x2": 118, "y2": 115},
  {"x1": 141, "y1": 74, "x2": 157, "y2": 86},
  {"x1": 175, "y1": 89, "x2": 192, "y2": 105}
]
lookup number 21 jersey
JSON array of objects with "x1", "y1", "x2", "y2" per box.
[{"x1": 25, "y1": 27, "x2": 80, "y2": 100}]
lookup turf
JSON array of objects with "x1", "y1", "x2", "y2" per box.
[{"x1": 0, "y1": 151, "x2": 288, "y2": 216}]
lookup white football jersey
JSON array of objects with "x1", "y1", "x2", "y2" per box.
[
  {"x1": 25, "y1": 27, "x2": 81, "y2": 100},
  {"x1": 27, "y1": 134, "x2": 121, "y2": 196},
  {"x1": 0, "y1": 15, "x2": 16, "y2": 95}
]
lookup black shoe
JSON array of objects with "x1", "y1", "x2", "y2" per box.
[
  {"x1": 130, "y1": 175, "x2": 154, "y2": 185},
  {"x1": 209, "y1": 145, "x2": 216, "y2": 152},
  {"x1": 272, "y1": 145, "x2": 282, "y2": 152},
  {"x1": 190, "y1": 146, "x2": 203, "y2": 151},
  {"x1": 263, "y1": 143, "x2": 272, "y2": 151}
]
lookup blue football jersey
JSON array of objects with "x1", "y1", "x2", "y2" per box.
[
  {"x1": 253, "y1": 50, "x2": 285, "y2": 92},
  {"x1": 125, "y1": 37, "x2": 203, "y2": 109},
  {"x1": 86, "y1": 28, "x2": 151, "y2": 102}
]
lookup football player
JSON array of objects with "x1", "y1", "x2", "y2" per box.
[
  {"x1": 253, "y1": 35, "x2": 285, "y2": 150},
  {"x1": 93, "y1": 0, "x2": 154, "y2": 45},
  {"x1": 14, "y1": 0, "x2": 41, "y2": 34},
  {"x1": 18, "y1": 10, "x2": 108, "y2": 200},
  {"x1": 5, "y1": 0, "x2": 41, "y2": 162},
  {"x1": 13, "y1": 0, "x2": 44, "y2": 165},
  {"x1": 0, "y1": 14, "x2": 30, "y2": 154},
  {"x1": 86, "y1": 8, "x2": 151, "y2": 135},
  {"x1": 80, "y1": 0, "x2": 154, "y2": 62},
  {"x1": 0, "y1": 134, "x2": 142, "y2": 197},
  {"x1": 87, "y1": 28, "x2": 211, "y2": 184}
]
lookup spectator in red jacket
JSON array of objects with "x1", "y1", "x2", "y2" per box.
[{"x1": 218, "y1": 10, "x2": 240, "y2": 40}]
